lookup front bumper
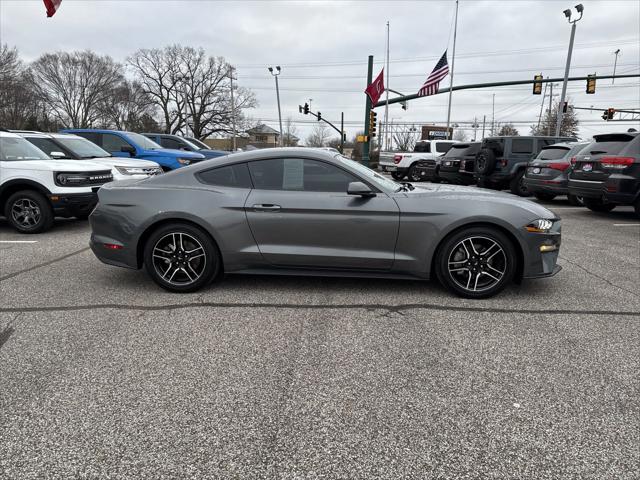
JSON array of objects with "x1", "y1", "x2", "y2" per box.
[
  {"x1": 521, "y1": 220, "x2": 562, "y2": 280},
  {"x1": 50, "y1": 191, "x2": 98, "y2": 218}
]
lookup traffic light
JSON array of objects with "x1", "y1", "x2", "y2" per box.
[
  {"x1": 369, "y1": 110, "x2": 377, "y2": 137},
  {"x1": 401, "y1": 101, "x2": 408, "y2": 111},
  {"x1": 586, "y1": 74, "x2": 596, "y2": 94},
  {"x1": 317, "y1": 111, "x2": 321, "y2": 121},
  {"x1": 562, "y1": 101, "x2": 569, "y2": 113},
  {"x1": 602, "y1": 108, "x2": 615, "y2": 120},
  {"x1": 533, "y1": 74, "x2": 543, "y2": 95},
  {"x1": 303, "y1": 103, "x2": 309, "y2": 115},
  {"x1": 298, "y1": 105, "x2": 303, "y2": 114}
]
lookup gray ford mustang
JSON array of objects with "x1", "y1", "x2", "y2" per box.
[{"x1": 89, "y1": 148, "x2": 561, "y2": 298}]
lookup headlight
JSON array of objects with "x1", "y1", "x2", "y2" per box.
[
  {"x1": 177, "y1": 158, "x2": 191, "y2": 165},
  {"x1": 115, "y1": 166, "x2": 162, "y2": 176},
  {"x1": 525, "y1": 219, "x2": 554, "y2": 233}
]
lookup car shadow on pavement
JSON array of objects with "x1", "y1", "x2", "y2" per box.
[{"x1": 0, "y1": 323, "x2": 15, "y2": 352}]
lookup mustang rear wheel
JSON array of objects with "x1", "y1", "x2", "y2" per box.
[
  {"x1": 144, "y1": 223, "x2": 221, "y2": 292},
  {"x1": 436, "y1": 227, "x2": 516, "y2": 299}
]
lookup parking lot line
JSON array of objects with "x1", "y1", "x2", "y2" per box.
[
  {"x1": 0, "y1": 240, "x2": 38, "y2": 244},
  {"x1": 613, "y1": 224, "x2": 640, "y2": 227}
]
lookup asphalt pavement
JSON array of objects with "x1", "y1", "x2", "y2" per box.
[{"x1": 1, "y1": 196, "x2": 638, "y2": 479}]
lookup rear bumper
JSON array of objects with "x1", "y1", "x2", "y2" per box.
[
  {"x1": 568, "y1": 177, "x2": 639, "y2": 204},
  {"x1": 439, "y1": 169, "x2": 475, "y2": 185},
  {"x1": 380, "y1": 164, "x2": 406, "y2": 174},
  {"x1": 523, "y1": 177, "x2": 569, "y2": 195},
  {"x1": 50, "y1": 192, "x2": 98, "y2": 218},
  {"x1": 413, "y1": 164, "x2": 439, "y2": 181}
]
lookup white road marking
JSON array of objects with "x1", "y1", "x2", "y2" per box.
[
  {"x1": 0, "y1": 240, "x2": 38, "y2": 244},
  {"x1": 613, "y1": 224, "x2": 640, "y2": 227}
]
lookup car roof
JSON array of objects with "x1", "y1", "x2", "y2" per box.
[
  {"x1": 187, "y1": 147, "x2": 338, "y2": 171},
  {"x1": 14, "y1": 131, "x2": 84, "y2": 140},
  {"x1": 0, "y1": 131, "x2": 22, "y2": 138}
]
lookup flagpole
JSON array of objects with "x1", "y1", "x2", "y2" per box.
[
  {"x1": 445, "y1": 0, "x2": 459, "y2": 139},
  {"x1": 384, "y1": 21, "x2": 390, "y2": 151}
]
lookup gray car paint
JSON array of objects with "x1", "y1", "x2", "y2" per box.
[{"x1": 89, "y1": 148, "x2": 560, "y2": 281}]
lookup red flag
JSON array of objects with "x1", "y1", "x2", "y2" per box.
[
  {"x1": 364, "y1": 68, "x2": 385, "y2": 106},
  {"x1": 43, "y1": 0, "x2": 62, "y2": 17}
]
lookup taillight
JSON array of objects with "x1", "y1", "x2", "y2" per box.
[
  {"x1": 570, "y1": 156, "x2": 577, "y2": 165},
  {"x1": 600, "y1": 156, "x2": 635, "y2": 169},
  {"x1": 393, "y1": 155, "x2": 403, "y2": 164},
  {"x1": 548, "y1": 162, "x2": 570, "y2": 171}
]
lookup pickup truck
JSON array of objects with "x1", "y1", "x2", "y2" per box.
[{"x1": 379, "y1": 140, "x2": 457, "y2": 182}]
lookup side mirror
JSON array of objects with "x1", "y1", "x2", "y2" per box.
[
  {"x1": 50, "y1": 151, "x2": 66, "y2": 159},
  {"x1": 347, "y1": 181, "x2": 376, "y2": 197},
  {"x1": 120, "y1": 145, "x2": 136, "y2": 156}
]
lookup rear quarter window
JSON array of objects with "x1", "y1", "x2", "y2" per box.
[
  {"x1": 197, "y1": 163, "x2": 252, "y2": 188},
  {"x1": 511, "y1": 138, "x2": 534, "y2": 154}
]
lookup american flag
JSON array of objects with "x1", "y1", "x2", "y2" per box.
[{"x1": 417, "y1": 51, "x2": 449, "y2": 97}]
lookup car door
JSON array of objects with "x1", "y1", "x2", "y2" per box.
[{"x1": 244, "y1": 157, "x2": 400, "y2": 270}]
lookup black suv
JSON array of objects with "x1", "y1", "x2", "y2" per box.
[
  {"x1": 438, "y1": 142, "x2": 481, "y2": 185},
  {"x1": 475, "y1": 135, "x2": 576, "y2": 196},
  {"x1": 568, "y1": 132, "x2": 640, "y2": 216}
]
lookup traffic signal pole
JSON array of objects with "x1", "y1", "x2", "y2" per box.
[{"x1": 363, "y1": 55, "x2": 373, "y2": 167}]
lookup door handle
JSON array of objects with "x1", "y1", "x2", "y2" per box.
[{"x1": 252, "y1": 204, "x2": 281, "y2": 212}]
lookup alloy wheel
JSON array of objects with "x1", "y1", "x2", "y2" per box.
[
  {"x1": 152, "y1": 232, "x2": 207, "y2": 286},
  {"x1": 447, "y1": 236, "x2": 507, "y2": 292},
  {"x1": 11, "y1": 198, "x2": 42, "y2": 228}
]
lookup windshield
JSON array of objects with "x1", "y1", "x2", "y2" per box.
[
  {"x1": 187, "y1": 137, "x2": 209, "y2": 149},
  {"x1": 536, "y1": 147, "x2": 570, "y2": 160},
  {"x1": 0, "y1": 136, "x2": 50, "y2": 161},
  {"x1": 335, "y1": 155, "x2": 399, "y2": 193},
  {"x1": 56, "y1": 136, "x2": 111, "y2": 158},
  {"x1": 124, "y1": 132, "x2": 162, "y2": 150}
]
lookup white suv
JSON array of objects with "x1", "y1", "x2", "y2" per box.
[
  {"x1": 1, "y1": 131, "x2": 114, "y2": 233},
  {"x1": 16, "y1": 131, "x2": 162, "y2": 180},
  {"x1": 379, "y1": 140, "x2": 457, "y2": 182}
]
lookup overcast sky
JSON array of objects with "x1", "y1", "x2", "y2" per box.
[{"x1": 1, "y1": 0, "x2": 639, "y2": 143}]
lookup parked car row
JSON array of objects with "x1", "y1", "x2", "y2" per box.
[
  {"x1": 0, "y1": 129, "x2": 228, "y2": 233},
  {"x1": 379, "y1": 131, "x2": 640, "y2": 217}
]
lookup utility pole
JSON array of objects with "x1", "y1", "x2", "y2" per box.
[
  {"x1": 482, "y1": 115, "x2": 486, "y2": 139},
  {"x1": 491, "y1": 93, "x2": 495, "y2": 135},
  {"x1": 472, "y1": 116, "x2": 478, "y2": 141},
  {"x1": 547, "y1": 82, "x2": 554, "y2": 135},
  {"x1": 612, "y1": 49, "x2": 621, "y2": 84},
  {"x1": 537, "y1": 76, "x2": 549, "y2": 131},
  {"x1": 340, "y1": 111, "x2": 344, "y2": 154},
  {"x1": 556, "y1": 4, "x2": 584, "y2": 137},
  {"x1": 363, "y1": 55, "x2": 374, "y2": 167},
  {"x1": 268, "y1": 66, "x2": 284, "y2": 146},
  {"x1": 229, "y1": 65, "x2": 237, "y2": 151},
  {"x1": 446, "y1": 0, "x2": 459, "y2": 138},
  {"x1": 383, "y1": 21, "x2": 390, "y2": 152}
]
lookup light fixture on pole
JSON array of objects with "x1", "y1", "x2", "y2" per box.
[
  {"x1": 268, "y1": 66, "x2": 284, "y2": 147},
  {"x1": 612, "y1": 49, "x2": 621, "y2": 84},
  {"x1": 555, "y1": 4, "x2": 584, "y2": 137}
]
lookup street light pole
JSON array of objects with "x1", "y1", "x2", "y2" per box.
[
  {"x1": 612, "y1": 49, "x2": 621, "y2": 84},
  {"x1": 555, "y1": 4, "x2": 584, "y2": 137},
  {"x1": 268, "y1": 66, "x2": 284, "y2": 147}
]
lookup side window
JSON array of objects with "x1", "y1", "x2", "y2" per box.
[
  {"x1": 102, "y1": 133, "x2": 132, "y2": 152},
  {"x1": 197, "y1": 163, "x2": 252, "y2": 188},
  {"x1": 511, "y1": 138, "x2": 534, "y2": 154},
  {"x1": 160, "y1": 137, "x2": 186, "y2": 150},
  {"x1": 248, "y1": 158, "x2": 357, "y2": 192},
  {"x1": 414, "y1": 142, "x2": 431, "y2": 153}
]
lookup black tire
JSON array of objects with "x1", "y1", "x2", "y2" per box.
[
  {"x1": 583, "y1": 198, "x2": 616, "y2": 213},
  {"x1": 4, "y1": 190, "x2": 54, "y2": 234},
  {"x1": 391, "y1": 171, "x2": 405, "y2": 181},
  {"x1": 567, "y1": 194, "x2": 584, "y2": 206},
  {"x1": 143, "y1": 222, "x2": 221, "y2": 293},
  {"x1": 509, "y1": 170, "x2": 531, "y2": 197},
  {"x1": 75, "y1": 213, "x2": 91, "y2": 221},
  {"x1": 435, "y1": 226, "x2": 516, "y2": 299},
  {"x1": 475, "y1": 148, "x2": 496, "y2": 175},
  {"x1": 534, "y1": 192, "x2": 556, "y2": 201},
  {"x1": 407, "y1": 164, "x2": 423, "y2": 182}
]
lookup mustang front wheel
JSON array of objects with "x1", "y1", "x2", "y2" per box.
[
  {"x1": 144, "y1": 223, "x2": 220, "y2": 292},
  {"x1": 436, "y1": 227, "x2": 516, "y2": 299}
]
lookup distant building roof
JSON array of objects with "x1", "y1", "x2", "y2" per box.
[{"x1": 246, "y1": 124, "x2": 280, "y2": 135}]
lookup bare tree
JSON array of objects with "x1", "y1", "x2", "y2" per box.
[
  {"x1": 129, "y1": 45, "x2": 257, "y2": 139},
  {"x1": 393, "y1": 126, "x2": 419, "y2": 151},
  {"x1": 453, "y1": 129, "x2": 468, "y2": 141},
  {"x1": 30, "y1": 51, "x2": 123, "y2": 128},
  {"x1": 282, "y1": 117, "x2": 299, "y2": 146},
  {"x1": 99, "y1": 80, "x2": 157, "y2": 131},
  {"x1": 306, "y1": 123, "x2": 331, "y2": 147},
  {"x1": 0, "y1": 45, "x2": 38, "y2": 129},
  {"x1": 497, "y1": 123, "x2": 519, "y2": 136}
]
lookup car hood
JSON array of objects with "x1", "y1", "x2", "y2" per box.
[
  {"x1": 144, "y1": 149, "x2": 206, "y2": 160},
  {"x1": 1, "y1": 159, "x2": 110, "y2": 172},
  {"x1": 401, "y1": 183, "x2": 556, "y2": 219},
  {"x1": 81, "y1": 157, "x2": 160, "y2": 168}
]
